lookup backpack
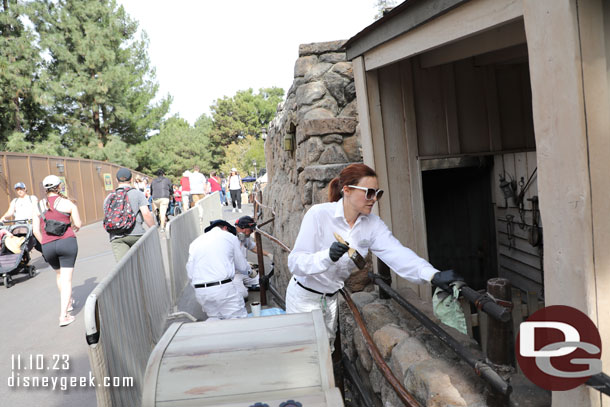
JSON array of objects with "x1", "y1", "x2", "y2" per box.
[{"x1": 103, "y1": 187, "x2": 137, "y2": 233}]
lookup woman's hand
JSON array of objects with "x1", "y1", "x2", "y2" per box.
[{"x1": 329, "y1": 241, "x2": 349, "y2": 262}]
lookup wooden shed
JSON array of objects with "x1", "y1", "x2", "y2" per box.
[{"x1": 345, "y1": 1, "x2": 610, "y2": 406}]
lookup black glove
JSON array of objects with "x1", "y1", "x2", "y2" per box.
[
  {"x1": 329, "y1": 241, "x2": 349, "y2": 262},
  {"x1": 431, "y1": 269, "x2": 464, "y2": 293}
]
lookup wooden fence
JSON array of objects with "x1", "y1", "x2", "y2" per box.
[{"x1": 0, "y1": 152, "x2": 147, "y2": 226}]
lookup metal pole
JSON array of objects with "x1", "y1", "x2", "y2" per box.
[
  {"x1": 342, "y1": 352, "x2": 376, "y2": 407},
  {"x1": 369, "y1": 273, "x2": 511, "y2": 396}
]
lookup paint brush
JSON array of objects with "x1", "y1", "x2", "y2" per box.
[{"x1": 333, "y1": 232, "x2": 367, "y2": 269}]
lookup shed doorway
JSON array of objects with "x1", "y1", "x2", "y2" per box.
[{"x1": 422, "y1": 162, "x2": 497, "y2": 291}]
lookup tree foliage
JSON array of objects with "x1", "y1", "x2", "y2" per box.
[
  {"x1": 135, "y1": 116, "x2": 213, "y2": 182},
  {"x1": 209, "y1": 87, "x2": 283, "y2": 167},
  {"x1": 221, "y1": 135, "x2": 265, "y2": 179},
  {"x1": 0, "y1": 0, "x2": 48, "y2": 143},
  {"x1": 27, "y1": 0, "x2": 170, "y2": 155}
]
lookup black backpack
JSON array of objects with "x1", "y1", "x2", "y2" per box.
[{"x1": 103, "y1": 187, "x2": 137, "y2": 233}]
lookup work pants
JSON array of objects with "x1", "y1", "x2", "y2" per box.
[
  {"x1": 182, "y1": 193, "x2": 190, "y2": 211},
  {"x1": 194, "y1": 281, "x2": 247, "y2": 319},
  {"x1": 285, "y1": 278, "x2": 338, "y2": 351}
]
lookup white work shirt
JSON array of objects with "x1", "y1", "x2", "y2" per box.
[
  {"x1": 239, "y1": 236, "x2": 256, "y2": 258},
  {"x1": 186, "y1": 227, "x2": 251, "y2": 284},
  {"x1": 288, "y1": 199, "x2": 438, "y2": 294},
  {"x1": 188, "y1": 171, "x2": 206, "y2": 194}
]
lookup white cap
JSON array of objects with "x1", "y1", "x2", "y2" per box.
[
  {"x1": 42, "y1": 175, "x2": 61, "y2": 189},
  {"x1": 231, "y1": 168, "x2": 237, "y2": 172},
  {"x1": 182, "y1": 170, "x2": 191, "y2": 176}
]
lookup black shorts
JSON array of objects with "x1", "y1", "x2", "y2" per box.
[{"x1": 42, "y1": 237, "x2": 78, "y2": 269}]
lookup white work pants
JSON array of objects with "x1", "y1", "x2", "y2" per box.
[
  {"x1": 232, "y1": 274, "x2": 249, "y2": 299},
  {"x1": 194, "y1": 282, "x2": 247, "y2": 319},
  {"x1": 285, "y1": 277, "x2": 338, "y2": 350}
]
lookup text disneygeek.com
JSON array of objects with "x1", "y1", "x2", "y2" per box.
[{"x1": 8, "y1": 354, "x2": 133, "y2": 391}]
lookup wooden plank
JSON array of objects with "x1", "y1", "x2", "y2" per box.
[
  {"x1": 363, "y1": 0, "x2": 523, "y2": 71},
  {"x1": 441, "y1": 64, "x2": 461, "y2": 155},
  {"x1": 525, "y1": 151, "x2": 538, "y2": 198},
  {"x1": 515, "y1": 152, "x2": 528, "y2": 199},
  {"x1": 419, "y1": 20, "x2": 527, "y2": 68},
  {"x1": 413, "y1": 62, "x2": 448, "y2": 157},
  {"x1": 367, "y1": 69, "x2": 393, "y2": 227},
  {"x1": 498, "y1": 245, "x2": 541, "y2": 270},
  {"x1": 526, "y1": 291, "x2": 541, "y2": 316},
  {"x1": 497, "y1": 233, "x2": 542, "y2": 257},
  {"x1": 498, "y1": 255, "x2": 542, "y2": 283},
  {"x1": 498, "y1": 267, "x2": 542, "y2": 296},
  {"x1": 352, "y1": 57, "x2": 376, "y2": 170},
  {"x1": 511, "y1": 288, "x2": 524, "y2": 374},
  {"x1": 487, "y1": 73, "x2": 503, "y2": 152},
  {"x1": 454, "y1": 58, "x2": 488, "y2": 153}
]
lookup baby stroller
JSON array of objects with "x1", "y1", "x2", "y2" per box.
[{"x1": 0, "y1": 220, "x2": 36, "y2": 288}]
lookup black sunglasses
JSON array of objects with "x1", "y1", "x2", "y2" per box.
[{"x1": 347, "y1": 185, "x2": 384, "y2": 200}]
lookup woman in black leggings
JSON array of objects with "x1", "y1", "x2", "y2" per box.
[{"x1": 32, "y1": 175, "x2": 82, "y2": 327}]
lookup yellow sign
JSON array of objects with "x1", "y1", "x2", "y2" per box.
[{"x1": 103, "y1": 173, "x2": 113, "y2": 191}]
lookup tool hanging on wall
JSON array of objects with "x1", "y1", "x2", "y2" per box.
[
  {"x1": 506, "y1": 214, "x2": 515, "y2": 250},
  {"x1": 498, "y1": 172, "x2": 518, "y2": 208},
  {"x1": 517, "y1": 167, "x2": 538, "y2": 229},
  {"x1": 527, "y1": 195, "x2": 542, "y2": 247}
]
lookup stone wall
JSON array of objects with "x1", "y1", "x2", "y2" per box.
[{"x1": 262, "y1": 40, "x2": 363, "y2": 295}]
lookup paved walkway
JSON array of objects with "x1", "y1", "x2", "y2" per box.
[{"x1": 0, "y1": 203, "x2": 265, "y2": 406}]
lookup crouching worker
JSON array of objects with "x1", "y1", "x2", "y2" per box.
[
  {"x1": 287, "y1": 163, "x2": 462, "y2": 349},
  {"x1": 187, "y1": 219, "x2": 258, "y2": 320}
]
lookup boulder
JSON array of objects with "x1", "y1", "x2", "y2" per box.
[
  {"x1": 299, "y1": 40, "x2": 346, "y2": 56},
  {"x1": 304, "y1": 62, "x2": 332, "y2": 82},
  {"x1": 294, "y1": 55, "x2": 318, "y2": 77},
  {"x1": 320, "y1": 52, "x2": 347, "y2": 64},
  {"x1": 373, "y1": 324, "x2": 410, "y2": 359},
  {"x1": 319, "y1": 144, "x2": 348, "y2": 164},
  {"x1": 295, "y1": 82, "x2": 326, "y2": 106},
  {"x1": 362, "y1": 302, "x2": 399, "y2": 334},
  {"x1": 390, "y1": 337, "x2": 431, "y2": 382}
]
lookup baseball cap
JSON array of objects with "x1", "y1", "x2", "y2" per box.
[
  {"x1": 42, "y1": 175, "x2": 61, "y2": 189},
  {"x1": 14, "y1": 182, "x2": 26, "y2": 189},
  {"x1": 231, "y1": 168, "x2": 237, "y2": 172},
  {"x1": 235, "y1": 216, "x2": 256, "y2": 230},
  {"x1": 116, "y1": 168, "x2": 132, "y2": 182}
]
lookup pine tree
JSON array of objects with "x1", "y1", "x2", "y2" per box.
[
  {"x1": 29, "y1": 0, "x2": 169, "y2": 156},
  {"x1": 0, "y1": 0, "x2": 45, "y2": 145}
]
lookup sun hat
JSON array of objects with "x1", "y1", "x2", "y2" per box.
[{"x1": 13, "y1": 182, "x2": 26, "y2": 189}]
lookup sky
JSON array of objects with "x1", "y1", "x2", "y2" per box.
[{"x1": 118, "y1": 0, "x2": 379, "y2": 125}]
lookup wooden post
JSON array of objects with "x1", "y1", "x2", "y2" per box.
[{"x1": 486, "y1": 278, "x2": 512, "y2": 365}]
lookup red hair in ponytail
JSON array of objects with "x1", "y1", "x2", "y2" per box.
[{"x1": 328, "y1": 163, "x2": 377, "y2": 202}]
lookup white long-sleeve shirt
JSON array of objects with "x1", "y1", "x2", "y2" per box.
[
  {"x1": 186, "y1": 227, "x2": 251, "y2": 284},
  {"x1": 287, "y1": 199, "x2": 438, "y2": 294}
]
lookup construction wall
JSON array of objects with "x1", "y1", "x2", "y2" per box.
[{"x1": 0, "y1": 152, "x2": 147, "y2": 225}]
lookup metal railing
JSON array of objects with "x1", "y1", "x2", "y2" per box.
[{"x1": 84, "y1": 226, "x2": 170, "y2": 407}]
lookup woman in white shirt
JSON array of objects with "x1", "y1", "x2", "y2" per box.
[
  {"x1": 1, "y1": 182, "x2": 38, "y2": 222},
  {"x1": 287, "y1": 163, "x2": 461, "y2": 348},
  {"x1": 228, "y1": 168, "x2": 244, "y2": 213}
]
